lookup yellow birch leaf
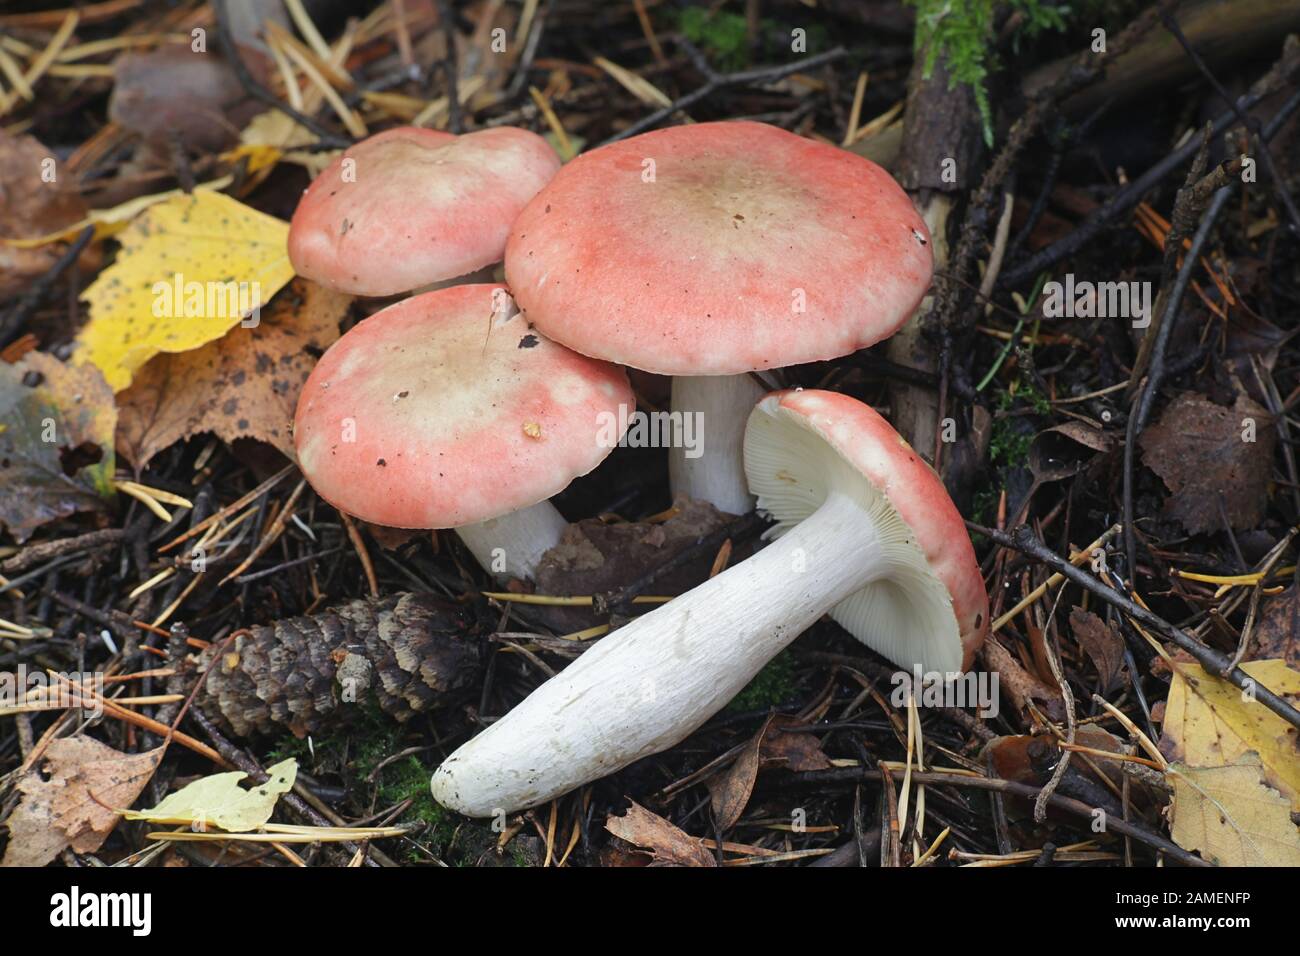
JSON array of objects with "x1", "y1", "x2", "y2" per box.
[
  {"x1": 1168, "y1": 756, "x2": 1300, "y2": 866},
  {"x1": 74, "y1": 191, "x2": 294, "y2": 391},
  {"x1": 1159, "y1": 659, "x2": 1300, "y2": 810},
  {"x1": 122, "y1": 758, "x2": 297, "y2": 832}
]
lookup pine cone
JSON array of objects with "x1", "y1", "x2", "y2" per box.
[{"x1": 193, "y1": 592, "x2": 479, "y2": 738}]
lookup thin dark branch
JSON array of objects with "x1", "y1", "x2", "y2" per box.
[
  {"x1": 598, "y1": 40, "x2": 847, "y2": 146},
  {"x1": 435, "y1": 0, "x2": 462, "y2": 133},
  {"x1": 1160, "y1": 9, "x2": 1300, "y2": 235},
  {"x1": 972, "y1": 522, "x2": 1300, "y2": 732},
  {"x1": 1001, "y1": 74, "x2": 1300, "y2": 289},
  {"x1": 792, "y1": 766, "x2": 1207, "y2": 866},
  {"x1": 0, "y1": 225, "x2": 93, "y2": 347}
]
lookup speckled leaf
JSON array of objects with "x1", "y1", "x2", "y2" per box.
[
  {"x1": 0, "y1": 352, "x2": 116, "y2": 542},
  {"x1": 1169, "y1": 757, "x2": 1300, "y2": 866},
  {"x1": 116, "y1": 279, "x2": 349, "y2": 468},
  {"x1": 1158, "y1": 658, "x2": 1300, "y2": 810},
  {"x1": 1, "y1": 737, "x2": 162, "y2": 867},
  {"x1": 75, "y1": 190, "x2": 294, "y2": 391},
  {"x1": 605, "y1": 801, "x2": 715, "y2": 867}
]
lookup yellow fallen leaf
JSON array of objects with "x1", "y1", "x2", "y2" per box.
[
  {"x1": 1168, "y1": 756, "x2": 1300, "y2": 866},
  {"x1": 75, "y1": 191, "x2": 294, "y2": 391},
  {"x1": 1159, "y1": 658, "x2": 1300, "y2": 809},
  {"x1": 122, "y1": 757, "x2": 296, "y2": 832}
]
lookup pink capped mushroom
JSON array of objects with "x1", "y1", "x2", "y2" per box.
[
  {"x1": 290, "y1": 126, "x2": 561, "y2": 297},
  {"x1": 504, "y1": 120, "x2": 932, "y2": 514},
  {"x1": 294, "y1": 284, "x2": 632, "y2": 580},
  {"x1": 430, "y1": 388, "x2": 988, "y2": 816}
]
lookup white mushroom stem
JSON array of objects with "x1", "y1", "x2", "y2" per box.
[
  {"x1": 668, "y1": 374, "x2": 766, "y2": 515},
  {"x1": 454, "y1": 500, "x2": 568, "y2": 582},
  {"x1": 430, "y1": 489, "x2": 883, "y2": 817}
]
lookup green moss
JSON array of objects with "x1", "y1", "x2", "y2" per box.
[
  {"x1": 268, "y1": 706, "x2": 455, "y2": 862},
  {"x1": 906, "y1": 0, "x2": 1067, "y2": 145},
  {"x1": 988, "y1": 377, "x2": 1047, "y2": 468},
  {"x1": 727, "y1": 650, "x2": 797, "y2": 712},
  {"x1": 677, "y1": 7, "x2": 751, "y2": 72}
]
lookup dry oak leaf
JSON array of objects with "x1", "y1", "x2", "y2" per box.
[
  {"x1": 1158, "y1": 658, "x2": 1300, "y2": 810},
  {"x1": 605, "y1": 800, "x2": 716, "y2": 867},
  {"x1": 0, "y1": 351, "x2": 116, "y2": 542},
  {"x1": 122, "y1": 758, "x2": 296, "y2": 832},
  {"x1": 1, "y1": 737, "x2": 162, "y2": 867},
  {"x1": 75, "y1": 190, "x2": 294, "y2": 391},
  {"x1": 116, "y1": 279, "x2": 348, "y2": 468},
  {"x1": 1138, "y1": 391, "x2": 1274, "y2": 534},
  {"x1": 1168, "y1": 756, "x2": 1300, "y2": 866}
]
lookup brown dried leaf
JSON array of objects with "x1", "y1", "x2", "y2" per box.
[
  {"x1": 109, "y1": 48, "x2": 251, "y2": 152},
  {"x1": 706, "y1": 714, "x2": 832, "y2": 832},
  {"x1": 760, "y1": 715, "x2": 832, "y2": 772},
  {"x1": 0, "y1": 131, "x2": 98, "y2": 301},
  {"x1": 982, "y1": 637, "x2": 1065, "y2": 721},
  {"x1": 1250, "y1": 586, "x2": 1300, "y2": 670},
  {"x1": 116, "y1": 279, "x2": 348, "y2": 468},
  {"x1": 604, "y1": 801, "x2": 715, "y2": 867},
  {"x1": 1, "y1": 737, "x2": 162, "y2": 867},
  {"x1": 1138, "y1": 392, "x2": 1274, "y2": 533},
  {"x1": 1069, "y1": 607, "x2": 1126, "y2": 689},
  {"x1": 707, "y1": 716, "x2": 770, "y2": 831}
]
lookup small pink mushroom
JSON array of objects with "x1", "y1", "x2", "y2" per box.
[
  {"x1": 290, "y1": 126, "x2": 560, "y2": 296},
  {"x1": 294, "y1": 284, "x2": 632, "y2": 580}
]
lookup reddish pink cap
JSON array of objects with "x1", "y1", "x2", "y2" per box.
[
  {"x1": 290, "y1": 126, "x2": 561, "y2": 296},
  {"x1": 294, "y1": 284, "x2": 632, "y2": 528},
  {"x1": 504, "y1": 121, "x2": 932, "y2": 375},
  {"x1": 747, "y1": 389, "x2": 988, "y2": 671}
]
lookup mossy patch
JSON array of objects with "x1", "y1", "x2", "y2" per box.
[{"x1": 727, "y1": 649, "x2": 797, "y2": 712}]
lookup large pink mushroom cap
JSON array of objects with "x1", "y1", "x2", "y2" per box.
[
  {"x1": 290, "y1": 126, "x2": 561, "y2": 297},
  {"x1": 504, "y1": 120, "x2": 933, "y2": 375},
  {"x1": 294, "y1": 284, "x2": 632, "y2": 529}
]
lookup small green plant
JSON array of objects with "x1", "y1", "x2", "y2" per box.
[
  {"x1": 988, "y1": 378, "x2": 1046, "y2": 468},
  {"x1": 678, "y1": 6, "x2": 751, "y2": 72},
  {"x1": 727, "y1": 649, "x2": 797, "y2": 712},
  {"x1": 906, "y1": 0, "x2": 1067, "y2": 145}
]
